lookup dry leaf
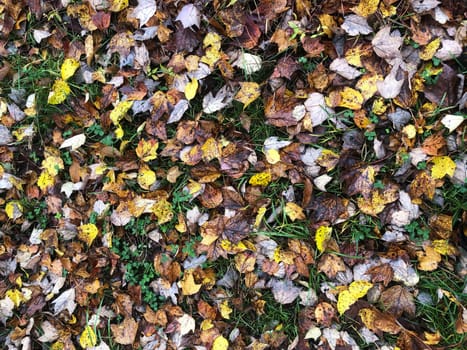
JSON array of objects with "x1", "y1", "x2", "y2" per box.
[{"x1": 111, "y1": 317, "x2": 138, "y2": 345}]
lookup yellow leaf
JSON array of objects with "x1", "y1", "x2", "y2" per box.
[
  {"x1": 5, "y1": 201, "x2": 23, "y2": 220},
  {"x1": 201, "y1": 137, "x2": 221, "y2": 162},
  {"x1": 178, "y1": 269, "x2": 202, "y2": 296},
  {"x1": 315, "y1": 226, "x2": 332, "y2": 253},
  {"x1": 431, "y1": 156, "x2": 456, "y2": 179},
  {"x1": 137, "y1": 165, "x2": 156, "y2": 190},
  {"x1": 185, "y1": 78, "x2": 198, "y2": 101},
  {"x1": 423, "y1": 330, "x2": 441, "y2": 345},
  {"x1": 249, "y1": 172, "x2": 272, "y2": 186},
  {"x1": 420, "y1": 38, "x2": 441, "y2": 61},
  {"x1": 115, "y1": 125, "x2": 124, "y2": 139},
  {"x1": 78, "y1": 223, "x2": 99, "y2": 246},
  {"x1": 432, "y1": 239, "x2": 458, "y2": 255},
  {"x1": 136, "y1": 139, "x2": 159, "y2": 162},
  {"x1": 219, "y1": 300, "x2": 232, "y2": 319},
  {"x1": 339, "y1": 87, "x2": 363, "y2": 110},
  {"x1": 6, "y1": 289, "x2": 24, "y2": 307},
  {"x1": 203, "y1": 32, "x2": 222, "y2": 50},
  {"x1": 42, "y1": 156, "x2": 64, "y2": 176},
  {"x1": 348, "y1": 280, "x2": 373, "y2": 299},
  {"x1": 201, "y1": 46, "x2": 221, "y2": 67},
  {"x1": 371, "y1": 97, "x2": 387, "y2": 115},
  {"x1": 79, "y1": 326, "x2": 97, "y2": 349},
  {"x1": 356, "y1": 74, "x2": 383, "y2": 101},
  {"x1": 212, "y1": 335, "x2": 229, "y2": 350},
  {"x1": 48, "y1": 79, "x2": 71, "y2": 105},
  {"x1": 61, "y1": 58, "x2": 80, "y2": 81},
  {"x1": 337, "y1": 280, "x2": 373, "y2": 315},
  {"x1": 352, "y1": 0, "x2": 380, "y2": 18},
  {"x1": 109, "y1": 0, "x2": 128, "y2": 12},
  {"x1": 265, "y1": 148, "x2": 280, "y2": 164},
  {"x1": 235, "y1": 82, "x2": 261, "y2": 108},
  {"x1": 110, "y1": 100, "x2": 133, "y2": 126},
  {"x1": 37, "y1": 170, "x2": 55, "y2": 191},
  {"x1": 403, "y1": 124, "x2": 417, "y2": 139},
  {"x1": 284, "y1": 202, "x2": 306, "y2": 222},
  {"x1": 379, "y1": 2, "x2": 397, "y2": 17},
  {"x1": 254, "y1": 207, "x2": 267, "y2": 229},
  {"x1": 318, "y1": 14, "x2": 337, "y2": 38},
  {"x1": 337, "y1": 290, "x2": 356, "y2": 315},
  {"x1": 151, "y1": 198, "x2": 173, "y2": 224}
]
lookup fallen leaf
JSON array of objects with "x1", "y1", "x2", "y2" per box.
[
  {"x1": 352, "y1": 0, "x2": 380, "y2": 17},
  {"x1": 78, "y1": 223, "x2": 99, "y2": 246},
  {"x1": 48, "y1": 79, "x2": 71, "y2": 105},
  {"x1": 80, "y1": 326, "x2": 97, "y2": 348},
  {"x1": 136, "y1": 139, "x2": 159, "y2": 162},
  {"x1": 212, "y1": 335, "x2": 229, "y2": 350},
  {"x1": 61, "y1": 58, "x2": 80, "y2": 81},
  {"x1": 249, "y1": 172, "x2": 272, "y2": 186},
  {"x1": 235, "y1": 82, "x2": 261, "y2": 108},
  {"x1": 232, "y1": 52, "x2": 262, "y2": 74},
  {"x1": 285, "y1": 202, "x2": 306, "y2": 221},
  {"x1": 337, "y1": 280, "x2": 373, "y2": 315},
  {"x1": 178, "y1": 269, "x2": 202, "y2": 296},
  {"x1": 176, "y1": 4, "x2": 201, "y2": 28},
  {"x1": 184, "y1": 78, "x2": 198, "y2": 101},
  {"x1": 130, "y1": 0, "x2": 157, "y2": 27},
  {"x1": 269, "y1": 279, "x2": 302, "y2": 304},
  {"x1": 372, "y1": 26, "x2": 403, "y2": 62},
  {"x1": 341, "y1": 15, "x2": 373, "y2": 36},
  {"x1": 315, "y1": 226, "x2": 332, "y2": 253},
  {"x1": 411, "y1": 0, "x2": 440, "y2": 13},
  {"x1": 60, "y1": 134, "x2": 86, "y2": 151},
  {"x1": 111, "y1": 317, "x2": 138, "y2": 345},
  {"x1": 380, "y1": 285, "x2": 415, "y2": 317},
  {"x1": 178, "y1": 313, "x2": 195, "y2": 336},
  {"x1": 431, "y1": 156, "x2": 456, "y2": 179}
]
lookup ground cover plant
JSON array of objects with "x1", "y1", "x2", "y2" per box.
[{"x1": 0, "y1": 0, "x2": 466, "y2": 349}]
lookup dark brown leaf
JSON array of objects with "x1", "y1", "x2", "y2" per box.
[{"x1": 380, "y1": 285, "x2": 416, "y2": 317}]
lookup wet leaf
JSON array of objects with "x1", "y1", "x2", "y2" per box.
[
  {"x1": 136, "y1": 139, "x2": 159, "y2": 162},
  {"x1": 235, "y1": 82, "x2": 261, "y2": 108},
  {"x1": 380, "y1": 285, "x2": 415, "y2": 317}
]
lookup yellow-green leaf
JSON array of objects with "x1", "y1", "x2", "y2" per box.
[
  {"x1": 348, "y1": 280, "x2": 373, "y2": 299},
  {"x1": 337, "y1": 290, "x2": 356, "y2": 315},
  {"x1": 48, "y1": 79, "x2": 71, "y2": 105},
  {"x1": 78, "y1": 223, "x2": 99, "y2": 246},
  {"x1": 61, "y1": 58, "x2": 80, "y2": 81},
  {"x1": 315, "y1": 226, "x2": 332, "y2": 253},
  {"x1": 79, "y1": 326, "x2": 97, "y2": 349},
  {"x1": 431, "y1": 156, "x2": 456, "y2": 179},
  {"x1": 185, "y1": 78, "x2": 198, "y2": 101},
  {"x1": 212, "y1": 335, "x2": 229, "y2": 350},
  {"x1": 42, "y1": 156, "x2": 64, "y2": 177},
  {"x1": 151, "y1": 198, "x2": 173, "y2": 224},
  {"x1": 6, "y1": 289, "x2": 24, "y2": 307}
]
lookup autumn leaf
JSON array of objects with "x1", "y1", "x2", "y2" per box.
[
  {"x1": 315, "y1": 226, "x2": 332, "y2": 253},
  {"x1": 249, "y1": 172, "x2": 272, "y2": 186},
  {"x1": 430, "y1": 156, "x2": 456, "y2": 179},
  {"x1": 109, "y1": 100, "x2": 133, "y2": 126},
  {"x1": 79, "y1": 326, "x2": 97, "y2": 348},
  {"x1": 185, "y1": 78, "x2": 198, "y2": 100},
  {"x1": 110, "y1": 317, "x2": 138, "y2": 345},
  {"x1": 48, "y1": 79, "x2": 71, "y2": 105},
  {"x1": 78, "y1": 223, "x2": 99, "y2": 246},
  {"x1": 235, "y1": 82, "x2": 261, "y2": 108},
  {"x1": 5, "y1": 201, "x2": 23, "y2": 220},
  {"x1": 136, "y1": 138, "x2": 159, "y2": 162},
  {"x1": 212, "y1": 335, "x2": 229, "y2": 350},
  {"x1": 61, "y1": 58, "x2": 80, "y2": 81},
  {"x1": 178, "y1": 269, "x2": 202, "y2": 296},
  {"x1": 284, "y1": 202, "x2": 306, "y2": 221},
  {"x1": 337, "y1": 280, "x2": 373, "y2": 315},
  {"x1": 380, "y1": 285, "x2": 415, "y2": 317}
]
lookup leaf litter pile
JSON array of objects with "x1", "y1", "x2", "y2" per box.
[{"x1": 0, "y1": 0, "x2": 466, "y2": 349}]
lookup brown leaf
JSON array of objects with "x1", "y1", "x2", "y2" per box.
[
  {"x1": 308, "y1": 194, "x2": 348, "y2": 225},
  {"x1": 315, "y1": 302, "x2": 336, "y2": 327},
  {"x1": 318, "y1": 254, "x2": 346, "y2": 278},
  {"x1": 111, "y1": 317, "x2": 138, "y2": 345},
  {"x1": 270, "y1": 56, "x2": 300, "y2": 79},
  {"x1": 359, "y1": 307, "x2": 401, "y2": 334},
  {"x1": 257, "y1": 0, "x2": 288, "y2": 20},
  {"x1": 366, "y1": 263, "x2": 394, "y2": 287},
  {"x1": 422, "y1": 132, "x2": 446, "y2": 156},
  {"x1": 397, "y1": 330, "x2": 432, "y2": 350},
  {"x1": 264, "y1": 87, "x2": 301, "y2": 127},
  {"x1": 341, "y1": 164, "x2": 380, "y2": 198},
  {"x1": 199, "y1": 184, "x2": 223, "y2": 209},
  {"x1": 424, "y1": 63, "x2": 461, "y2": 106},
  {"x1": 380, "y1": 285, "x2": 416, "y2": 317}
]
